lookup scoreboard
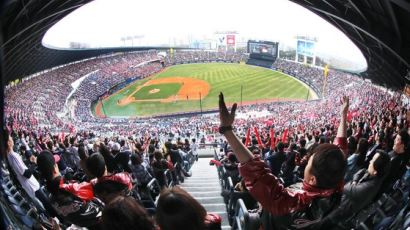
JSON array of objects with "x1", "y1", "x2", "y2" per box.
[
  {"x1": 247, "y1": 40, "x2": 278, "y2": 61},
  {"x1": 297, "y1": 40, "x2": 315, "y2": 57}
]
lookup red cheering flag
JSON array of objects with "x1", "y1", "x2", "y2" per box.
[
  {"x1": 282, "y1": 128, "x2": 289, "y2": 143},
  {"x1": 59, "y1": 132, "x2": 64, "y2": 143},
  {"x1": 209, "y1": 159, "x2": 222, "y2": 167},
  {"x1": 244, "y1": 127, "x2": 251, "y2": 147},
  {"x1": 347, "y1": 111, "x2": 353, "y2": 122},
  {"x1": 270, "y1": 128, "x2": 275, "y2": 149},
  {"x1": 254, "y1": 127, "x2": 263, "y2": 147}
]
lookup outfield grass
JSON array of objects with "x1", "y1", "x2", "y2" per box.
[
  {"x1": 95, "y1": 63, "x2": 315, "y2": 117},
  {"x1": 133, "y1": 83, "x2": 182, "y2": 100}
]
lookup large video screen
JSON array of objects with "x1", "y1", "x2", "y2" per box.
[
  {"x1": 248, "y1": 42, "x2": 277, "y2": 56},
  {"x1": 297, "y1": 40, "x2": 315, "y2": 57}
]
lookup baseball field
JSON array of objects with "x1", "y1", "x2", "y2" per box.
[{"x1": 93, "y1": 63, "x2": 317, "y2": 118}]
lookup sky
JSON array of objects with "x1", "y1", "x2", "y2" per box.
[{"x1": 43, "y1": 0, "x2": 367, "y2": 70}]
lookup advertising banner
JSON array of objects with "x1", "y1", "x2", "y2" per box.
[{"x1": 226, "y1": 35, "x2": 235, "y2": 45}]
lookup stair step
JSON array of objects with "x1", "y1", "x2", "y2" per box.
[
  {"x1": 180, "y1": 182, "x2": 221, "y2": 187},
  {"x1": 184, "y1": 176, "x2": 219, "y2": 183},
  {"x1": 194, "y1": 196, "x2": 225, "y2": 204},
  {"x1": 182, "y1": 184, "x2": 221, "y2": 188},
  {"x1": 189, "y1": 191, "x2": 222, "y2": 197},
  {"x1": 183, "y1": 179, "x2": 220, "y2": 183},
  {"x1": 192, "y1": 170, "x2": 218, "y2": 172},
  {"x1": 185, "y1": 156, "x2": 230, "y2": 228},
  {"x1": 181, "y1": 187, "x2": 221, "y2": 192},
  {"x1": 185, "y1": 176, "x2": 219, "y2": 179},
  {"x1": 202, "y1": 203, "x2": 227, "y2": 212}
]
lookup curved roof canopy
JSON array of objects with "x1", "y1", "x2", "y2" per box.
[
  {"x1": 1, "y1": 0, "x2": 410, "y2": 89},
  {"x1": 1, "y1": 0, "x2": 145, "y2": 82},
  {"x1": 290, "y1": 0, "x2": 410, "y2": 89}
]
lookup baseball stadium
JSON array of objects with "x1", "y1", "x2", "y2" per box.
[
  {"x1": 94, "y1": 63, "x2": 317, "y2": 118},
  {"x1": 1, "y1": 0, "x2": 410, "y2": 229}
]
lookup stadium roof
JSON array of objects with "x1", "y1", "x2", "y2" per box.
[
  {"x1": 0, "y1": 0, "x2": 147, "y2": 82},
  {"x1": 1, "y1": 0, "x2": 410, "y2": 89},
  {"x1": 291, "y1": 0, "x2": 410, "y2": 89}
]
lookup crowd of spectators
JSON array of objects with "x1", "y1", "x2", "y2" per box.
[
  {"x1": 3, "y1": 128, "x2": 217, "y2": 229},
  {"x1": 72, "y1": 62, "x2": 163, "y2": 122},
  {"x1": 272, "y1": 58, "x2": 325, "y2": 93},
  {"x1": 164, "y1": 50, "x2": 246, "y2": 65},
  {"x1": 4, "y1": 51, "x2": 410, "y2": 228},
  {"x1": 5, "y1": 53, "x2": 403, "y2": 148},
  {"x1": 214, "y1": 83, "x2": 410, "y2": 228},
  {"x1": 5, "y1": 51, "x2": 159, "y2": 131}
]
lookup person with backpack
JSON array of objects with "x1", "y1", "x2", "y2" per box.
[{"x1": 37, "y1": 150, "x2": 103, "y2": 228}]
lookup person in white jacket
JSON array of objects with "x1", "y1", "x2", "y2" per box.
[
  {"x1": 191, "y1": 138, "x2": 199, "y2": 161},
  {"x1": 5, "y1": 132, "x2": 55, "y2": 216}
]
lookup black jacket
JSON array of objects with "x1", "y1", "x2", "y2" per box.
[
  {"x1": 364, "y1": 143, "x2": 381, "y2": 166},
  {"x1": 382, "y1": 150, "x2": 410, "y2": 192},
  {"x1": 266, "y1": 151, "x2": 286, "y2": 176},
  {"x1": 169, "y1": 149, "x2": 183, "y2": 165},
  {"x1": 46, "y1": 176, "x2": 103, "y2": 228},
  {"x1": 325, "y1": 169, "x2": 384, "y2": 226},
  {"x1": 152, "y1": 159, "x2": 169, "y2": 187},
  {"x1": 343, "y1": 169, "x2": 383, "y2": 212},
  {"x1": 261, "y1": 189, "x2": 342, "y2": 230}
]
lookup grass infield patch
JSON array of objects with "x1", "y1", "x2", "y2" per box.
[{"x1": 132, "y1": 83, "x2": 182, "y2": 100}]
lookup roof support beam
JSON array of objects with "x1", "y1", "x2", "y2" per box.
[
  {"x1": 361, "y1": 0, "x2": 372, "y2": 9},
  {"x1": 391, "y1": 0, "x2": 410, "y2": 12},
  {"x1": 346, "y1": 0, "x2": 369, "y2": 23},
  {"x1": 322, "y1": 0, "x2": 339, "y2": 12},
  {"x1": 303, "y1": 0, "x2": 314, "y2": 6},
  {"x1": 8, "y1": 0, "x2": 37, "y2": 29},
  {"x1": 306, "y1": 5, "x2": 410, "y2": 68},
  {"x1": 2, "y1": 4, "x2": 84, "y2": 47},
  {"x1": 382, "y1": 0, "x2": 402, "y2": 46},
  {"x1": 37, "y1": 0, "x2": 61, "y2": 15},
  {"x1": 4, "y1": 20, "x2": 56, "y2": 57},
  {"x1": 353, "y1": 27, "x2": 365, "y2": 42},
  {"x1": 373, "y1": 0, "x2": 386, "y2": 14}
]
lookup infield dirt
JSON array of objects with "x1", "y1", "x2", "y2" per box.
[{"x1": 117, "y1": 77, "x2": 210, "y2": 105}]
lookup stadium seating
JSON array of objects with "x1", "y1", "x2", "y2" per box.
[
  {"x1": 0, "y1": 171, "x2": 45, "y2": 229},
  {"x1": 4, "y1": 50, "x2": 410, "y2": 229}
]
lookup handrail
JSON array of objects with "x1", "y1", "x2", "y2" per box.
[
  {"x1": 228, "y1": 177, "x2": 234, "y2": 190},
  {"x1": 147, "y1": 178, "x2": 160, "y2": 201},
  {"x1": 147, "y1": 178, "x2": 160, "y2": 190},
  {"x1": 234, "y1": 198, "x2": 249, "y2": 230}
]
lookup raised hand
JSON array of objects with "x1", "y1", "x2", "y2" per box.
[
  {"x1": 218, "y1": 92, "x2": 252, "y2": 163},
  {"x1": 341, "y1": 95, "x2": 349, "y2": 116},
  {"x1": 219, "y1": 92, "x2": 237, "y2": 127}
]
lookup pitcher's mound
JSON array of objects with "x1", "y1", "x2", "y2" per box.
[{"x1": 149, "y1": 89, "x2": 160, "y2": 94}]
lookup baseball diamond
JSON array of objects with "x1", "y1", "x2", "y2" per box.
[{"x1": 94, "y1": 63, "x2": 317, "y2": 118}]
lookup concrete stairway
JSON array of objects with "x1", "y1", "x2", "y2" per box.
[{"x1": 180, "y1": 157, "x2": 231, "y2": 229}]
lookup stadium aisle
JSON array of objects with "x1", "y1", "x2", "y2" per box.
[{"x1": 180, "y1": 157, "x2": 231, "y2": 229}]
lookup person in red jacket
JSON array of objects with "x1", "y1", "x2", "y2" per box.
[
  {"x1": 86, "y1": 153, "x2": 133, "y2": 204},
  {"x1": 218, "y1": 93, "x2": 348, "y2": 229},
  {"x1": 37, "y1": 150, "x2": 103, "y2": 228}
]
